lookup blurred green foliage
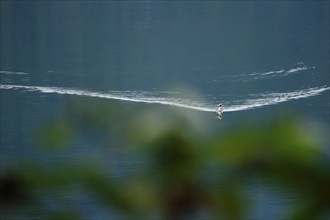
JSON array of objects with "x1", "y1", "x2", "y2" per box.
[{"x1": 1, "y1": 100, "x2": 329, "y2": 220}]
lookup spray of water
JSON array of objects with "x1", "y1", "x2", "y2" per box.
[{"x1": 1, "y1": 84, "x2": 328, "y2": 113}]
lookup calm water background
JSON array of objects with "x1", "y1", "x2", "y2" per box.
[{"x1": 1, "y1": 1, "x2": 329, "y2": 219}]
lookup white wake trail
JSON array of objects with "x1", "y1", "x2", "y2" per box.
[
  {"x1": 224, "y1": 86, "x2": 330, "y2": 112},
  {"x1": 0, "y1": 84, "x2": 329, "y2": 113},
  {"x1": 0, "y1": 84, "x2": 215, "y2": 112},
  {"x1": 0, "y1": 71, "x2": 30, "y2": 75},
  {"x1": 241, "y1": 64, "x2": 315, "y2": 82}
]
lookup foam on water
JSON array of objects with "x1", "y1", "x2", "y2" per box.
[
  {"x1": 0, "y1": 71, "x2": 30, "y2": 75},
  {"x1": 1, "y1": 84, "x2": 328, "y2": 114}
]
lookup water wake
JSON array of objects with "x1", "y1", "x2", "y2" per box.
[
  {"x1": 1, "y1": 84, "x2": 329, "y2": 113},
  {"x1": 0, "y1": 84, "x2": 214, "y2": 112},
  {"x1": 227, "y1": 63, "x2": 315, "y2": 82},
  {"x1": 0, "y1": 71, "x2": 30, "y2": 75},
  {"x1": 224, "y1": 87, "x2": 329, "y2": 112}
]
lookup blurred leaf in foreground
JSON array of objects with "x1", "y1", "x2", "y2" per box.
[{"x1": 1, "y1": 102, "x2": 329, "y2": 220}]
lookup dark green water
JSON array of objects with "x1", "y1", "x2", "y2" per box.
[{"x1": 1, "y1": 1, "x2": 329, "y2": 219}]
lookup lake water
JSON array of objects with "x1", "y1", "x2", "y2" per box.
[{"x1": 1, "y1": 1, "x2": 329, "y2": 219}]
